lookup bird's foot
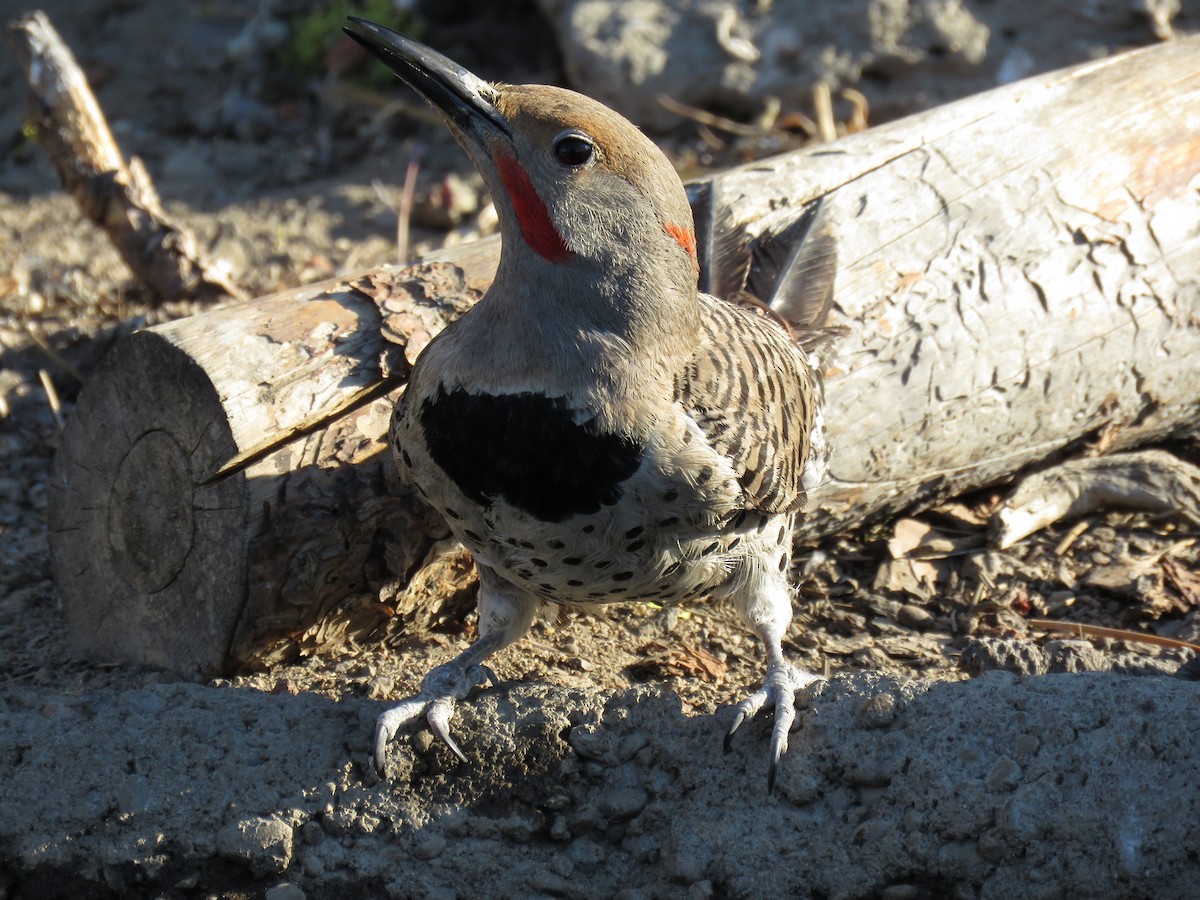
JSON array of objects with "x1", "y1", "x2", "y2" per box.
[
  {"x1": 724, "y1": 663, "x2": 825, "y2": 792},
  {"x1": 373, "y1": 661, "x2": 499, "y2": 775}
]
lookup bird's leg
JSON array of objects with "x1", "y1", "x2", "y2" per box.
[
  {"x1": 373, "y1": 570, "x2": 538, "y2": 774},
  {"x1": 724, "y1": 573, "x2": 825, "y2": 791}
]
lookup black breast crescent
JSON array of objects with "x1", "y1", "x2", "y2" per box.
[{"x1": 419, "y1": 386, "x2": 644, "y2": 523}]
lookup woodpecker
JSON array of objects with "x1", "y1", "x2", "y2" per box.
[{"x1": 345, "y1": 18, "x2": 831, "y2": 790}]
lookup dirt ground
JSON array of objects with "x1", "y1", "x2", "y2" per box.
[{"x1": 2, "y1": 2, "x2": 1199, "y2": 898}]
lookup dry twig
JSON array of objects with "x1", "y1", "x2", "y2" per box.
[
  {"x1": 658, "y1": 93, "x2": 768, "y2": 137},
  {"x1": 37, "y1": 369, "x2": 64, "y2": 430},
  {"x1": 6, "y1": 11, "x2": 248, "y2": 304},
  {"x1": 1028, "y1": 618, "x2": 1200, "y2": 654}
]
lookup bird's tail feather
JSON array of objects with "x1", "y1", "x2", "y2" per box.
[{"x1": 747, "y1": 197, "x2": 838, "y2": 332}]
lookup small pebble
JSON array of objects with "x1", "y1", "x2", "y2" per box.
[
  {"x1": 567, "y1": 836, "x2": 606, "y2": 867},
  {"x1": 368, "y1": 676, "x2": 395, "y2": 700},
  {"x1": 569, "y1": 729, "x2": 611, "y2": 761},
  {"x1": 662, "y1": 838, "x2": 709, "y2": 883},
  {"x1": 600, "y1": 787, "x2": 648, "y2": 820},
  {"x1": 549, "y1": 854, "x2": 574, "y2": 878},
  {"x1": 977, "y1": 830, "x2": 1006, "y2": 862},
  {"x1": 985, "y1": 757, "x2": 1022, "y2": 792},
  {"x1": 548, "y1": 815, "x2": 572, "y2": 842},
  {"x1": 529, "y1": 873, "x2": 571, "y2": 896},
  {"x1": 116, "y1": 774, "x2": 152, "y2": 816},
  {"x1": 855, "y1": 692, "x2": 897, "y2": 728},
  {"x1": 852, "y1": 818, "x2": 890, "y2": 845},
  {"x1": 500, "y1": 818, "x2": 535, "y2": 844},
  {"x1": 413, "y1": 172, "x2": 481, "y2": 229},
  {"x1": 413, "y1": 834, "x2": 446, "y2": 860},
  {"x1": 264, "y1": 884, "x2": 305, "y2": 900},
  {"x1": 1045, "y1": 590, "x2": 1076, "y2": 614},
  {"x1": 898, "y1": 603, "x2": 934, "y2": 629},
  {"x1": 302, "y1": 855, "x2": 324, "y2": 877},
  {"x1": 468, "y1": 817, "x2": 498, "y2": 839},
  {"x1": 851, "y1": 645, "x2": 892, "y2": 669},
  {"x1": 174, "y1": 873, "x2": 199, "y2": 890},
  {"x1": 617, "y1": 731, "x2": 649, "y2": 761},
  {"x1": 775, "y1": 769, "x2": 823, "y2": 806},
  {"x1": 412, "y1": 731, "x2": 437, "y2": 755},
  {"x1": 543, "y1": 791, "x2": 573, "y2": 812}
]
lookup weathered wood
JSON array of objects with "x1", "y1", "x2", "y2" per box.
[
  {"x1": 991, "y1": 450, "x2": 1200, "y2": 549},
  {"x1": 48, "y1": 37, "x2": 1200, "y2": 673},
  {"x1": 48, "y1": 264, "x2": 476, "y2": 671},
  {"x1": 699, "y1": 39, "x2": 1200, "y2": 541},
  {"x1": 5, "y1": 11, "x2": 248, "y2": 303}
]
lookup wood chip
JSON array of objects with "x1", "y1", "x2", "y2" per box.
[
  {"x1": 888, "y1": 518, "x2": 933, "y2": 558},
  {"x1": 874, "y1": 558, "x2": 944, "y2": 601},
  {"x1": 1163, "y1": 559, "x2": 1200, "y2": 608},
  {"x1": 629, "y1": 641, "x2": 727, "y2": 681},
  {"x1": 992, "y1": 450, "x2": 1200, "y2": 548}
]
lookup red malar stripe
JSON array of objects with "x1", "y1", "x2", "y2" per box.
[
  {"x1": 664, "y1": 222, "x2": 698, "y2": 271},
  {"x1": 496, "y1": 154, "x2": 572, "y2": 262}
]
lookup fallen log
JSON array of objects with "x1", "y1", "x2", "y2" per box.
[{"x1": 48, "y1": 36, "x2": 1200, "y2": 673}]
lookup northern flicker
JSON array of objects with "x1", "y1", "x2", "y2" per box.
[{"x1": 344, "y1": 18, "x2": 833, "y2": 789}]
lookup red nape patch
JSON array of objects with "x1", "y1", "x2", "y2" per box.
[
  {"x1": 664, "y1": 222, "x2": 698, "y2": 271},
  {"x1": 496, "y1": 154, "x2": 572, "y2": 262}
]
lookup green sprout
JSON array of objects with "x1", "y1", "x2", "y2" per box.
[{"x1": 279, "y1": 0, "x2": 418, "y2": 88}]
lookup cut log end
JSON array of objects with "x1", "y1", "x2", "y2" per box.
[
  {"x1": 48, "y1": 333, "x2": 247, "y2": 673},
  {"x1": 46, "y1": 263, "x2": 483, "y2": 674}
]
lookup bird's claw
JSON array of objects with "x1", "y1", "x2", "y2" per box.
[
  {"x1": 426, "y1": 695, "x2": 466, "y2": 762},
  {"x1": 372, "y1": 662, "x2": 499, "y2": 775},
  {"x1": 724, "y1": 664, "x2": 825, "y2": 793}
]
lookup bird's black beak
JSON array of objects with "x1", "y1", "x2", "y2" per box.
[{"x1": 343, "y1": 17, "x2": 511, "y2": 140}]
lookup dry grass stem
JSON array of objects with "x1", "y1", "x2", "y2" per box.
[{"x1": 1028, "y1": 618, "x2": 1200, "y2": 654}]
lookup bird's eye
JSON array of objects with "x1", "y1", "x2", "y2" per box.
[{"x1": 553, "y1": 133, "x2": 595, "y2": 167}]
